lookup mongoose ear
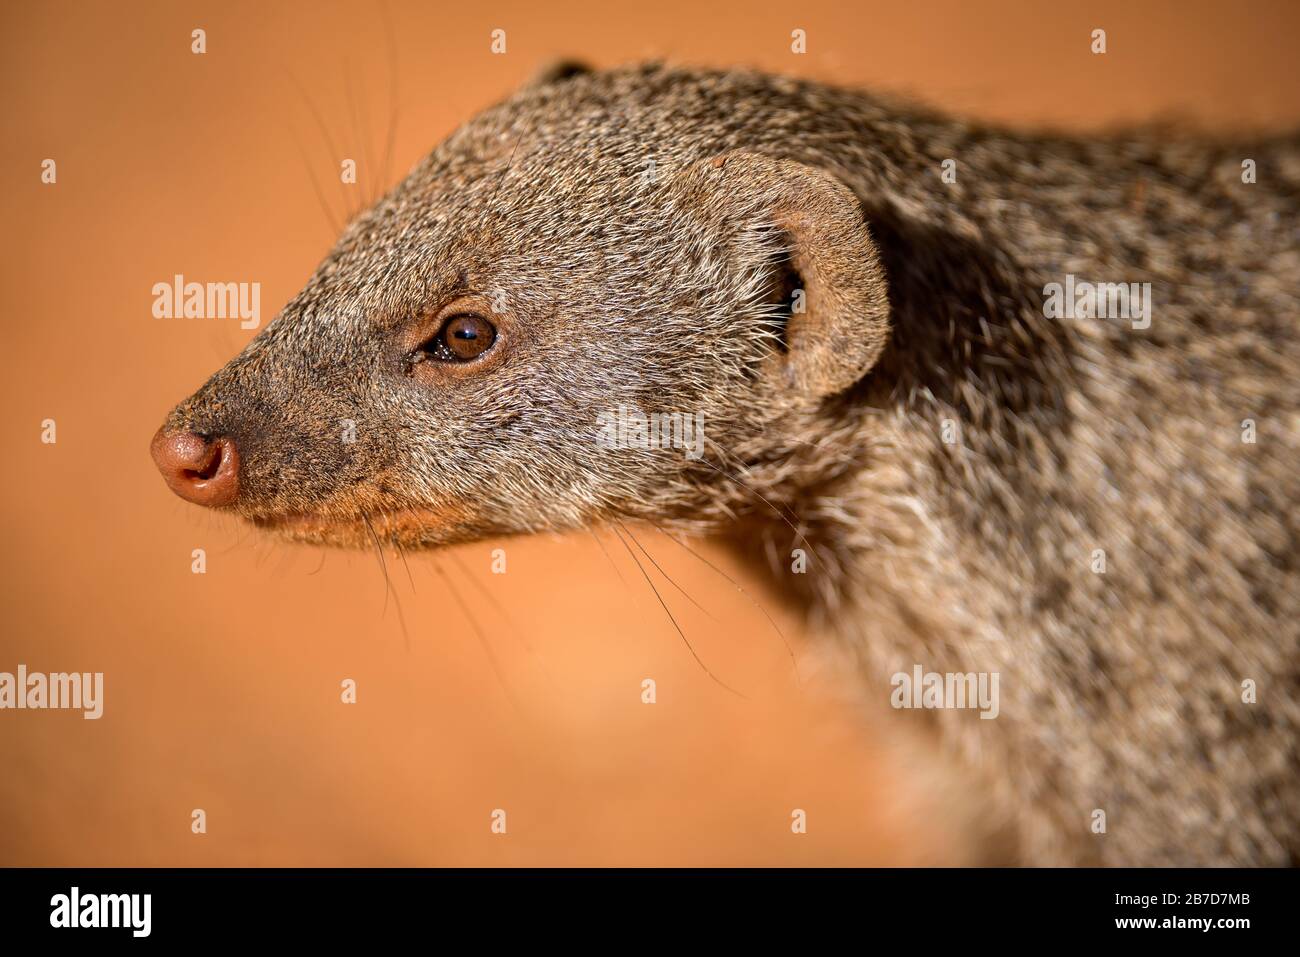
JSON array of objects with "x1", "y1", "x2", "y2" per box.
[
  {"x1": 529, "y1": 59, "x2": 593, "y2": 87},
  {"x1": 690, "y1": 152, "x2": 891, "y2": 398}
]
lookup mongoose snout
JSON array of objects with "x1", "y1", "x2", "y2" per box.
[{"x1": 150, "y1": 429, "x2": 240, "y2": 507}]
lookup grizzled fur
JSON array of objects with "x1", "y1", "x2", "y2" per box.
[{"x1": 159, "y1": 64, "x2": 1299, "y2": 865}]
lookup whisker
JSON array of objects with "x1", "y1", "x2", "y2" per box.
[
  {"x1": 344, "y1": 58, "x2": 371, "y2": 220},
  {"x1": 475, "y1": 130, "x2": 524, "y2": 237},
  {"x1": 287, "y1": 71, "x2": 352, "y2": 226},
  {"x1": 378, "y1": 0, "x2": 401, "y2": 200},
  {"x1": 283, "y1": 112, "x2": 342, "y2": 235},
  {"x1": 772, "y1": 431, "x2": 872, "y2": 468},
  {"x1": 364, "y1": 512, "x2": 410, "y2": 651},
  {"x1": 269, "y1": 542, "x2": 300, "y2": 580},
  {"x1": 587, "y1": 526, "x2": 629, "y2": 591},
  {"x1": 306, "y1": 550, "x2": 329, "y2": 576},
  {"x1": 384, "y1": 516, "x2": 417, "y2": 594},
  {"x1": 217, "y1": 514, "x2": 259, "y2": 554},
  {"x1": 651, "y1": 521, "x2": 800, "y2": 684},
  {"x1": 609, "y1": 524, "x2": 745, "y2": 699},
  {"x1": 430, "y1": 556, "x2": 520, "y2": 712},
  {"x1": 362, "y1": 514, "x2": 396, "y2": 616},
  {"x1": 252, "y1": 537, "x2": 273, "y2": 569},
  {"x1": 693, "y1": 452, "x2": 824, "y2": 567},
  {"x1": 446, "y1": 549, "x2": 536, "y2": 657},
  {"x1": 617, "y1": 520, "x2": 717, "y2": 622}
]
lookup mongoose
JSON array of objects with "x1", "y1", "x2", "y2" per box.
[{"x1": 151, "y1": 63, "x2": 1299, "y2": 866}]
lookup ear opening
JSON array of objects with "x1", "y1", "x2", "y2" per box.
[{"x1": 759, "y1": 232, "x2": 802, "y2": 356}]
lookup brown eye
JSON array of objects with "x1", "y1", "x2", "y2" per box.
[{"x1": 421, "y1": 313, "x2": 497, "y2": 363}]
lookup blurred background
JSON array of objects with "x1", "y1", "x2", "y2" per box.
[{"x1": 2, "y1": 0, "x2": 1297, "y2": 866}]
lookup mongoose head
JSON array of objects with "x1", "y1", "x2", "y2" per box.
[{"x1": 151, "y1": 65, "x2": 891, "y2": 549}]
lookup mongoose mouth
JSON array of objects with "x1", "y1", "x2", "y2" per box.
[{"x1": 249, "y1": 505, "x2": 466, "y2": 547}]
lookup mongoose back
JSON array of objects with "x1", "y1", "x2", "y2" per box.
[{"x1": 151, "y1": 63, "x2": 1300, "y2": 866}]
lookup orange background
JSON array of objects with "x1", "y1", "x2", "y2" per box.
[{"x1": 2, "y1": 0, "x2": 1297, "y2": 866}]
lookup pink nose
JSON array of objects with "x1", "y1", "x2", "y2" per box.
[{"x1": 150, "y1": 429, "x2": 241, "y2": 507}]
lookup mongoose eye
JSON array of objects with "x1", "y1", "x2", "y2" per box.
[{"x1": 420, "y1": 313, "x2": 497, "y2": 363}]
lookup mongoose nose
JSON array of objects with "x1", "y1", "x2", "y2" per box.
[{"x1": 150, "y1": 429, "x2": 240, "y2": 507}]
